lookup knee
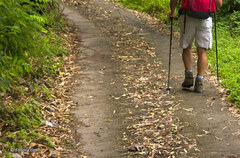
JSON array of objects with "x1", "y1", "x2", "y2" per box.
[
  {"x1": 183, "y1": 45, "x2": 192, "y2": 54},
  {"x1": 197, "y1": 47, "x2": 207, "y2": 55}
]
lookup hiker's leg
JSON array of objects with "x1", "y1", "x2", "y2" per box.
[
  {"x1": 197, "y1": 47, "x2": 207, "y2": 76},
  {"x1": 194, "y1": 47, "x2": 207, "y2": 93},
  {"x1": 180, "y1": 16, "x2": 195, "y2": 88},
  {"x1": 180, "y1": 15, "x2": 195, "y2": 70},
  {"x1": 182, "y1": 44, "x2": 194, "y2": 88},
  {"x1": 182, "y1": 44, "x2": 192, "y2": 71},
  {"x1": 195, "y1": 17, "x2": 212, "y2": 76}
]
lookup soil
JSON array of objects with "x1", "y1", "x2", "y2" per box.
[{"x1": 62, "y1": 0, "x2": 240, "y2": 158}]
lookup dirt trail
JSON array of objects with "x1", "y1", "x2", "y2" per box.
[
  {"x1": 62, "y1": 5, "x2": 132, "y2": 158},
  {"x1": 62, "y1": 0, "x2": 240, "y2": 158}
]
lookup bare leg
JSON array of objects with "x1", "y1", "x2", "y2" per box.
[
  {"x1": 182, "y1": 45, "x2": 194, "y2": 88},
  {"x1": 182, "y1": 45, "x2": 193, "y2": 71},
  {"x1": 197, "y1": 47, "x2": 207, "y2": 76},
  {"x1": 194, "y1": 47, "x2": 207, "y2": 93}
]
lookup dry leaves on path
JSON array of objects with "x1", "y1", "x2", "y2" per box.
[
  {"x1": 65, "y1": 0, "x2": 197, "y2": 157},
  {"x1": 0, "y1": 26, "x2": 83, "y2": 158}
]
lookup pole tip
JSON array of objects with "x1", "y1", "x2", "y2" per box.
[{"x1": 167, "y1": 88, "x2": 171, "y2": 94}]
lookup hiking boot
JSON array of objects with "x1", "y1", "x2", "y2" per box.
[
  {"x1": 194, "y1": 77, "x2": 203, "y2": 93},
  {"x1": 182, "y1": 71, "x2": 194, "y2": 89}
]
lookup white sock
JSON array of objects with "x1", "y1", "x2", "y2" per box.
[
  {"x1": 197, "y1": 76, "x2": 204, "y2": 79},
  {"x1": 185, "y1": 70, "x2": 193, "y2": 73}
]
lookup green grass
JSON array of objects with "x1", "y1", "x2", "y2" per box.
[
  {"x1": 209, "y1": 21, "x2": 240, "y2": 104},
  {"x1": 118, "y1": 0, "x2": 240, "y2": 105},
  {"x1": 119, "y1": 0, "x2": 170, "y2": 21}
]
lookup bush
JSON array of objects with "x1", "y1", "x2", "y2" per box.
[
  {"x1": 218, "y1": 0, "x2": 240, "y2": 16},
  {"x1": 0, "y1": 0, "x2": 66, "y2": 93},
  {"x1": 229, "y1": 11, "x2": 240, "y2": 37},
  {"x1": 0, "y1": 0, "x2": 68, "y2": 156}
]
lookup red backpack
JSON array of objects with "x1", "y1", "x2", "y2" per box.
[{"x1": 181, "y1": 0, "x2": 216, "y2": 19}]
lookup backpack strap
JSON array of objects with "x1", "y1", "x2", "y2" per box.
[
  {"x1": 183, "y1": 11, "x2": 186, "y2": 34},
  {"x1": 209, "y1": 0, "x2": 211, "y2": 12},
  {"x1": 190, "y1": 0, "x2": 194, "y2": 10}
]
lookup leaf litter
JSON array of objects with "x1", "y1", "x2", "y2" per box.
[
  {"x1": 0, "y1": 25, "x2": 84, "y2": 157},
  {"x1": 65, "y1": 0, "x2": 198, "y2": 157}
]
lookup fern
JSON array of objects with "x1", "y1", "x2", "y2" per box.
[{"x1": 30, "y1": 14, "x2": 46, "y2": 23}]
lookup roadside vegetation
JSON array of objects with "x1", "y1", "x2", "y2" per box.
[
  {"x1": 0, "y1": 0, "x2": 239, "y2": 157},
  {"x1": 0, "y1": 0, "x2": 76, "y2": 157},
  {"x1": 117, "y1": 0, "x2": 240, "y2": 105}
]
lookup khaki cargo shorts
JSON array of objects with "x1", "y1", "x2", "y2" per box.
[{"x1": 180, "y1": 15, "x2": 213, "y2": 50}]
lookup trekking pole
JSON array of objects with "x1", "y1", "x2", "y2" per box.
[
  {"x1": 167, "y1": 17, "x2": 173, "y2": 94},
  {"x1": 214, "y1": 12, "x2": 219, "y2": 81}
]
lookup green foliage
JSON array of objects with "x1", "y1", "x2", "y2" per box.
[
  {"x1": 218, "y1": 0, "x2": 240, "y2": 16},
  {"x1": 119, "y1": 0, "x2": 170, "y2": 21},
  {"x1": 209, "y1": 23, "x2": 240, "y2": 104},
  {"x1": 210, "y1": 2, "x2": 240, "y2": 104},
  {"x1": 0, "y1": 0, "x2": 45, "y2": 55},
  {"x1": 0, "y1": 99, "x2": 52, "y2": 156},
  {"x1": 2, "y1": 129, "x2": 46, "y2": 156},
  {"x1": 0, "y1": 0, "x2": 66, "y2": 92},
  {"x1": 0, "y1": 99, "x2": 43, "y2": 130},
  {"x1": 229, "y1": 11, "x2": 240, "y2": 36},
  {"x1": 18, "y1": 129, "x2": 29, "y2": 140},
  {"x1": 0, "y1": 0, "x2": 66, "y2": 157},
  {"x1": 45, "y1": 136, "x2": 54, "y2": 148}
]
